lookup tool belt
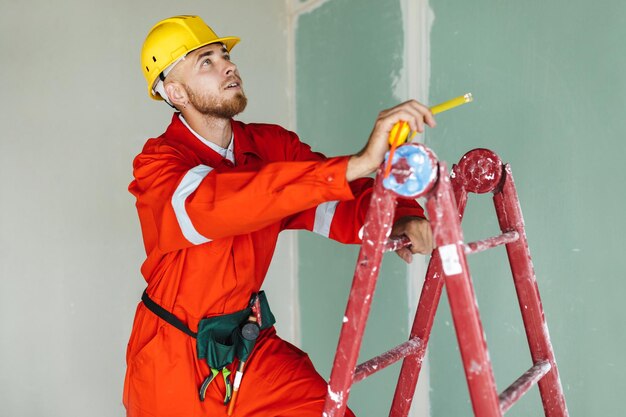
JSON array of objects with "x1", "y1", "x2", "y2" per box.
[{"x1": 141, "y1": 290, "x2": 276, "y2": 404}]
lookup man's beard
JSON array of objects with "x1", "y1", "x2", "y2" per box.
[{"x1": 185, "y1": 85, "x2": 247, "y2": 119}]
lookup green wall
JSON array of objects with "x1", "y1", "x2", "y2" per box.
[
  {"x1": 295, "y1": 1, "x2": 412, "y2": 415},
  {"x1": 296, "y1": 1, "x2": 626, "y2": 416},
  {"x1": 428, "y1": 1, "x2": 626, "y2": 416}
]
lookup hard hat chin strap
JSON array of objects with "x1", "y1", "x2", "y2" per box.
[
  {"x1": 152, "y1": 55, "x2": 186, "y2": 107},
  {"x1": 153, "y1": 81, "x2": 174, "y2": 107}
]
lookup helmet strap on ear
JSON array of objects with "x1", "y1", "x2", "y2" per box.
[
  {"x1": 152, "y1": 55, "x2": 186, "y2": 108},
  {"x1": 153, "y1": 80, "x2": 175, "y2": 108}
]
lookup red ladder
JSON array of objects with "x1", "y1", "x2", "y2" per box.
[{"x1": 321, "y1": 145, "x2": 569, "y2": 417}]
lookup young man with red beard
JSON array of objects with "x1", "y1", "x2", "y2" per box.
[{"x1": 124, "y1": 15, "x2": 436, "y2": 417}]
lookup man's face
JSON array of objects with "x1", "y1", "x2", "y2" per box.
[{"x1": 173, "y1": 43, "x2": 247, "y2": 118}]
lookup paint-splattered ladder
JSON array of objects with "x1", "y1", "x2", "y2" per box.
[{"x1": 322, "y1": 145, "x2": 569, "y2": 417}]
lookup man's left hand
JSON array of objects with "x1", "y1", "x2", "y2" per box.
[{"x1": 391, "y1": 216, "x2": 434, "y2": 264}]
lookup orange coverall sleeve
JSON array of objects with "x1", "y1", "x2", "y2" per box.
[
  {"x1": 277, "y1": 130, "x2": 426, "y2": 244},
  {"x1": 281, "y1": 179, "x2": 426, "y2": 244},
  {"x1": 130, "y1": 141, "x2": 355, "y2": 253}
]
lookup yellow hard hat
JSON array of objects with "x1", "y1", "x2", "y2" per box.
[{"x1": 141, "y1": 15, "x2": 240, "y2": 101}]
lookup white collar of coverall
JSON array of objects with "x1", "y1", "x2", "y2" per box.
[{"x1": 179, "y1": 114, "x2": 235, "y2": 163}]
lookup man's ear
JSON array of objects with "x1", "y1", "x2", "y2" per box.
[{"x1": 164, "y1": 82, "x2": 188, "y2": 109}]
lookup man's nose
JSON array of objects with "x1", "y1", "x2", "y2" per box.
[{"x1": 223, "y1": 59, "x2": 237, "y2": 76}]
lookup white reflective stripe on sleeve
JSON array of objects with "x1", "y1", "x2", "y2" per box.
[
  {"x1": 171, "y1": 165, "x2": 213, "y2": 245},
  {"x1": 313, "y1": 200, "x2": 339, "y2": 238}
]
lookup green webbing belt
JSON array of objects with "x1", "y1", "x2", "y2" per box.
[{"x1": 141, "y1": 290, "x2": 275, "y2": 404}]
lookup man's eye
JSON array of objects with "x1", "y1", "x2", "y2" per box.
[
  {"x1": 224, "y1": 54, "x2": 231, "y2": 61},
  {"x1": 202, "y1": 59, "x2": 212, "y2": 66}
]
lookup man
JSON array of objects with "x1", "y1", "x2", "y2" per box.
[{"x1": 124, "y1": 15, "x2": 436, "y2": 417}]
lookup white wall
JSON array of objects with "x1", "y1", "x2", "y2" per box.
[
  {"x1": 0, "y1": 1, "x2": 293, "y2": 416},
  {"x1": 401, "y1": 2, "x2": 433, "y2": 415}
]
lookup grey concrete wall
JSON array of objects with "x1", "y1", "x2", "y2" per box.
[{"x1": 0, "y1": 1, "x2": 292, "y2": 416}]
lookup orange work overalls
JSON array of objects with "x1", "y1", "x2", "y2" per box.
[{"x1": 123, "y1": 114, "x2": 424, "y2": 416}]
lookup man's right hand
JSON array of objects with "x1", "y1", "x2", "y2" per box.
[{"x1": 346, "y1": 100, "x2": 436, "y2": 181}]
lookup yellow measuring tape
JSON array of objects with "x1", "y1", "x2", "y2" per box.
[{"x1": 384, "y1": 93, "x2": 473, "y2": 178}]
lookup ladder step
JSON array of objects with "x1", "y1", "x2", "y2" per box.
[
  {"x1": 384, "y1": 235, "x2": 411, "y2": 252},
  {"x1": 464, "y1": 230, "x2": 519, "y2": 255},
  {"x1": 385, "y1": 231, "x2": 519, "y2": 254},
  {"x1": 353, "y1": 337, "x2": 423, "y2": 383},
  {"x1": 498, "y1": 360, "x2": 552, "y2": 414}
]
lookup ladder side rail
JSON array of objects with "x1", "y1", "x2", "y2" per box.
[
  {"x1": 429, "y1": 164, "x2": 502, "y2": 417},
  {"x1": 389, "y1": 167, "x2": 470, "y2": 417},
  {"x1": 492, "y1": 165, "x2": 569, "y2": 417},
  {"x1": 388, "y1": 254, "x2": 445, "y2": 417},
  {"x1": 323, "y1": 173, "x2": 399, "y2": 417}
]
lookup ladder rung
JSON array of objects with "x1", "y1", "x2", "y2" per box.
[
  {"x1": 384, "y1": 235, "x2": 411, "y2": 252},
  {"x1": 353, "y1": 337, "x2": 423, "y2": 383},
  {"x1": 385, "y1": 231, "x2": 519, "y2": 255},
  {"x1": 498, "y1": 360, "x2": 552, "y2": 413},
  {"x1": 464, "y1": 230, "x2": 519, "y2": 255}
]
